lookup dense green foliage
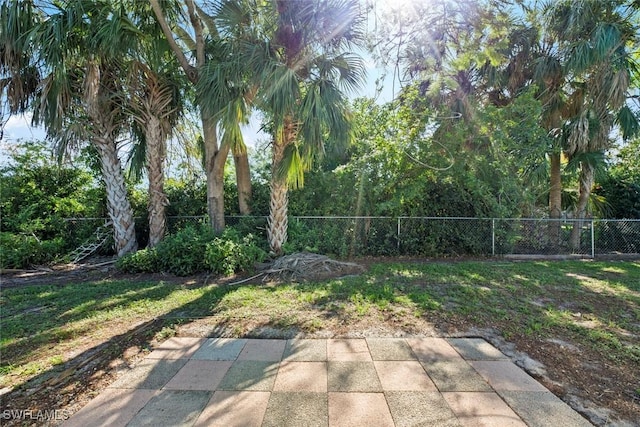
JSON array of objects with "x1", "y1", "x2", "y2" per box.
[
  {"x1": 0, "y1": 143, "x2": 104, "y2": 268},
  {"x1": 116, "y1": 224, "x2": 267, "y2": 276}
]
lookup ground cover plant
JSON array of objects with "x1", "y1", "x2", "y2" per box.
[{"x1": 1, "y1": 259, "x2": 638, "y2": 426}]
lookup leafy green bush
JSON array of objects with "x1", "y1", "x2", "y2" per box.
[
  {"x1": 116, "y1": 225, "x2": 266, "y2": 276},
  {"x1": 0, "y1": 232, "x2": 65, "y2": 269},
  {"x1": 116, "y1": 247, "x2": 160, "y2": 273},
  {"x1": 205, "y1": 229, "x2": 267, "y2": 275}
]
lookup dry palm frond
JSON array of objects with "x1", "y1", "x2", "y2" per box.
[{"x1": 229, "y1": 252, "x2": 365, "y2": 285}]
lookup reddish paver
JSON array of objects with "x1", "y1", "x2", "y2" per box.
[
  {"x1": 193, "y1": 391, "x2": 270, "y2": 427},
  {"x1": 328, "y1": 392, "x2": 395, "y2": 427},
  {"x1": 374, "y1": 361, "x2": 437, "y2": 391},
  {"x1": 327, "y1": 339, "x2": 372, "y2": 361},
  {"x1": 63, "y1": 389, "x2": 158, "y2": 427},
  {"x1": 273, "y1": 361, "x2": 328, "y2": 392},
  {"x1": 146, "y1": 337, "x2": 207, "y2": 360},
  {"x1": 469, "y1": 361, "x2": 548, "y2": 392},
  {"x1": 164, "y1": 360, "x2": 233, "y2": 391},
  {"x1": 406, "y1": 338, "x2": 463, "y2": 362},
  {"x1": 237, "y1": 339, "x2": 286, "y2": 361},
  {"x1": 442, "y1": 392, "x2": 527, "y2": 427}
]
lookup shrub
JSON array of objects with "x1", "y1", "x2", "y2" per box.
[
  {"x1": 116, "y1": 225, "x2": 267, "y2": 276},
  {"x1": 205, "y1": 229, "x2": 267, "y2": 275},
  {"x1": 116, "y1": 248, "x2": 160, "y2": 273},
  {"x1": 0, "y1": 232, "x2": 65, "y2": 269}
]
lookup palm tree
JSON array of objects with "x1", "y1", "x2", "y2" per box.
[
  {"x1": 212, "y1": 0, "x2": 367, "y2": 255},
  {"x1": 546, "y1": 0, "x2": 639, "y2": 249},
  {"x1": 150, "y1": 0, "x2": 253, "y2": 232},
  {"x1": 1, "y1": 0, "x2": 139, "y2": 257}
]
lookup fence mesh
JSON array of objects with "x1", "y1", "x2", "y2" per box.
[{"x1": 64, "y1": 216, "x2": 640, "y2": 259}]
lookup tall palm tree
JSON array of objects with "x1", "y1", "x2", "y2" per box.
[
  {"x1": 212, "y1": 0, "x2": 367, "y2": 254},
  {"x1": 546, "y1": 0, "x2": 639, "y2": 249},
  {"x1": 1, "y1": 0, "x2": 139, "y2": 257},
  {"x1": 150, "y1": 0, "x2": 253, "y2": 232}
]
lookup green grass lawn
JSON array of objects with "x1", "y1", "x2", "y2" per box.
[{"x1": 2, "y1": 260, "x2": 639, "y2": 392}]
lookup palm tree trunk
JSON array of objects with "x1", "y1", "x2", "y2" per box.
[
  {"x1": 570, "y1": 162, "x2": 594, "y2": 251},
  {"x1": 548, "y1": 151, "x2": 562, "y2": 247},
  {"x1": 234, "y1": 151, "x2": 252, "y2": 215},
  {"x1": 268, "y1": 140, "x2": 288, "y2": 255},
  {"x1": 94, "y1": 137, "x2": 138, "y2": 257},
  {"x1": 202, "y1": 113, "x2": 229, "y2": 232},
  {"x1": 146, "y1": 116, "x2": 168, "y2": 248}
]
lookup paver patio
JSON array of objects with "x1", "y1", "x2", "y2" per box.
[{"x1": 63, "y1": 337, "x2": 593, "y2": 427}]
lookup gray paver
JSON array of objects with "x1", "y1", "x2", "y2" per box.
[
  {"x1": 191, "y1": 338, "x2": 247, "y2": 360},
  {"x1": 237, "y1": 339, "x2": 286, "y2": 361},
  {"x1": 447, "y1": 338, "x2": 508, "y2": 360},
  {"x1": 283, "y1": 339, "x2": 327, "y2": 361},
  {"x1": 109, "y1": 359, "x2": 187, "y2": 390},
  {"x1": 127, "y1": 390, "x2": 211, "y2": 427},
  {"x1": 146, "y1": 337, "x2": 206, "y2": 360},
  {"x1": 442, "y1": 391, "x2": 527, "y2": 427},
  {"x1": 328, "y1": 361, "x2": 383, "y2": 392},
  {"x1": 218, "y1": 360, "x2": 279, "y2": 391},
  {"x1": 470, "y1": 361, "x2": 548, "y2": 392},
  {"x1": 385, "y1": 391, "x2": 462, "y2": 427},
  {"x1": 422, "y1": 360, "x2": 492, "y2": 392},
  {"x1": 193, "y1": 391, "x2": 270, "y2": 427},
  {"x1": 499, "y1": 391, "x2": 593, "y2": 427},
  {"x1": 366, "y1": 338, "x2": 416, "y2": 360},
  {"x1": 262, "y1": 392, "x2": 328, "y2": 427}
]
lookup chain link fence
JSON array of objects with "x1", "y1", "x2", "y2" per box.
[{"x1": 65, "y1": 216, "x2": 640, "y2": 259}]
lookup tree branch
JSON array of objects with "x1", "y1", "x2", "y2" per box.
[
  {"x1": 149, "y1": 0, "x2": 198, "y2": 83},
  {"x1": 184, "y1": 0, "x2": 205, "y2": 68}
]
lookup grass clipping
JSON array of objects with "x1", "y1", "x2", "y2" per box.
[{"x1": 234, "y1": 252, "x2": 365, "y2": 284}]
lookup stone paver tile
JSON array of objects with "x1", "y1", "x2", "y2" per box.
[
  {"x1": 262, "y1": 392, "x2": 328, "y2": 427},
  {"x1": 499, "y1": 391, "x2": 593, "y2": 427},
  {"x1": 146, "y1": 337, "x2": 206, "y2": 360},
  {"x1": 366, "y1": 338, "x2": 416, "y2": 360},
  {"x1": 283, "y1": 339, "x2": 327, "y2": 361},
  {"x1": 447, "y1": 338, "x2": 508, "y2": 360},
  {"x1": 109, "y1": 359, "x2": 187, "y2": 390},
  {"x1": 191, "y1": 338, "x2": 247, "y2": 361},
  {"x1": 193, "y1": 391, "x2": 270, "y2": 427},
  {"x1": 127, "y1": 390, "x2": 211, "y2": 427},
  {"x1": 63, "y1": 389, "x2": 158, "y2": 427},
  {"x1": 327, "y1": 361, "x2": 382, "y2": 392},
  {"x1": 327, "y1": 339, "x2": 372, "y2": 361},
  {"x1": 273, "y1": 362, "x2": 328, "y2": 392},
  {"x1": 328, "y1": 392, "x2": 394, "y2": 427},
  {"x1": 422, "y1": 360, "x2": 492, "y2": 392},
  {"x1": 218, "y1": 360, "x2": 279, "y2": 391},
  {"x1": 237, "y1": 339, "x2": 286, "y2": 361},
  {"x1": 470, "y1": 361, "x2": 548, "y2": 392},
  {"x1": 406, "y1": 338, "x2": 464, "y2": 362},
  {"x1": 164, "y1": 360, "x2": 233, "y2": 390},
  {"x1": 374, "y1": 361, "x2": 437, "y2": 391},
  {"x1": 385, "y1": 391, "x2": 462, "y2": 427},
  {"x1": 442, "y1": 392, "x2": 527, "y2": 427}
]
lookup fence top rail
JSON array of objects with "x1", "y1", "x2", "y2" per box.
[{"x1": 63, "y1": 216, "x2": 640, "y2": 222}]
